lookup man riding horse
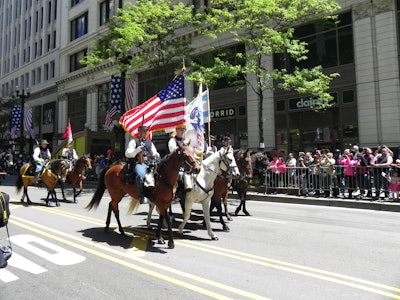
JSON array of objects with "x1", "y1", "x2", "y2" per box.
[
  {"x1": 125, "y1": 125, "x2": 160, "y2": 204},
  {"x1": 31, "y1": 139, "x2": 51, "y2": 182},
  {"x1": 62, "y1": 140, "x2": 78, "y2": 172}
]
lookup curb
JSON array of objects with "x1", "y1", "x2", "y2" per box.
[{"x1": 229, "y1": 191, "x2": 400, "y2": 213}]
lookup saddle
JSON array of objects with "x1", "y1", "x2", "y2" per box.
[{"x1": 24, "y1": 162, "x2": 37, "y2": 177}]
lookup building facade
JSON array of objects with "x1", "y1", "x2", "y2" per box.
[{"x1": 0, "y1": 0, "x2": 400, "y2": 157}]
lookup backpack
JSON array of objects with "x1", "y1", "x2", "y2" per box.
[{"x1": 0, "y1": 192, "x2": 10, "y2": 227}]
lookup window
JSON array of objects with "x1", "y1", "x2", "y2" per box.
[
  {"x1": 70, "y1": 12, "x2": 88, "y2": 41},
  {"x1": 99, "y1": 0, "x2": 110, "y2": 27},
  {"x1": 69, "y1": 49, "x2": 87, "y2": 72},
  {"x1": 71, "y1": 0, "x2": 84, "y2": 7}
]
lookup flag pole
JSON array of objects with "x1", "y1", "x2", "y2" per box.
[{"x1": 206, "y1": 84, "x2": 211, "y2": 147}]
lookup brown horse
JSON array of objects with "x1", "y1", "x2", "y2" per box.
[
  {"x1": 86, "y1": 143, "x2": 201, "y2": 249},
  {"x1": 233, "y1": 149, "x2": 253, "y2": 216},
  {"x1": 66, "y1": 155, "x2": 92, "y2": 203},
  {"x1": 16, "y1": 159, "x2": 68, "y2": 207},
  {"x1": 209, "y1": 148, "x2": 253, "y2": 230}
]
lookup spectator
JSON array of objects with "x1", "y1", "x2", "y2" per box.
[
  {"x1": 371, "y1": 145, "x2": 393, "y2": 200},
  {"x1": 339, "y1": 150, "x2": 359, "y2": 199}
]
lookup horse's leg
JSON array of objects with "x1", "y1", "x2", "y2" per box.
[
  {"x1": 217, "y1": 197, "x2": 229, "y2": 232},
  {"x1": 202, "y1": 198, "x2": 218, "y2": 240},
  {"x1": 110, "y1": 202, "x2": 126, "y2": 238},
  {"x1": 223, "y1": 192, "x2": 232, "y2": 221},
  {"x1": 242, "y1": 192, "x2": 250, "y2": 216},
  {"x1": 53, "y1": 190, "x2": 60, "y2": 207},
  {"x1": 105, "y1": 202, "x2": 113, "y2": 233},
  {"x1": 156, "y1": 214, "x2": 165, "y2": 245},
  {"x1": 24, "y1": 187, "x2": 32, "y2": 205},
  {"x1": 147, "y1": 202, "x2": 155, "y2": 228},
  {"x1": 164, "y1": 213, "x2": 174, "y2": 249},
  {"x1": 178, "y1": 199, "x2": 194, "y2": 235},
  {"x1": 235, "y1": 191, "x2": 243, "y2": 216},
  {"x1": 59, "y1": 180, "x2": 67, "y2": 201}
]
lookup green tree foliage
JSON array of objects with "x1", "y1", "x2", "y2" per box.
[
  {"x1": 191, "y1": 0, "x2": 341, "y2": 144},
  {"x1": 82, "y1": 0, "x2": 196, "y2": 74}
]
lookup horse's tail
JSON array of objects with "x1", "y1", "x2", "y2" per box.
[
  {"x1": 127, "y1": 197, "x2": 140, "y2": 215},
  {"x1": 16, "y1": 172, "x2": 23, "y2": 192},
  {"x1": 85, "y1": 167, "x2": 108, "y2": 210}
]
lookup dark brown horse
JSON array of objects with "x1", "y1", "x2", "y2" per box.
[
  {"x1": 233, "y1": 149, "x2": 253, "y2": 216},
  {"x1": 66, "y1": 155, "x2": 92, "y2": 203},
  {"x1": 209, "y1": 148, "x2": 253, "y2": 230},
  {"x1": 16, "y1": 159, "x2": 68, "y2": 207},
  {"x1": 86, "y1": 143, "x2": 201, "y2": 249}
]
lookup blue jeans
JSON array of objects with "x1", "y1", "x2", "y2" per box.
[
  {"x1": 135, "y1": 163, "x2": 147, "y2": 182},
  {"x1": 35, "y1": 162, "x2": 44, "y2": 173}
]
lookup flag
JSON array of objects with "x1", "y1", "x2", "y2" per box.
[
  {"x1": 186, "y1": 83, "x2": 205, "y2": 155},
  {"x1": 111, "y1": 75, "x2": 121, "y2": 113},
  {"x1": 202, "y1": 88, "x2": 210, "y2": 123},
  {"x1": 119, "y1": 71, "x2": 186, "y2": 135},
  {"x1": 125, "y1": 78, "x2": 135, "y2": 111},
  {"x1": 61, "y1": 121, "x2": 72, "y2": 141},
  {"x1": 10, "y1": 127, "x2": 17, "y2": 139},
  {"x1": 24, "y1": 106, "x2": 32, "y2": 132},
  {"x1": 105, "y1": 105, "x2": 117, "y2": 127},
  {"x1": 11, "y1": 105, "x2": 22, "y2": 129}
]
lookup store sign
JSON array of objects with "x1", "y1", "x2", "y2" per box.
[
  {"x1": 288, "y1": 94, "x2": 337, "y2": 110},
  {"x1": 210, "y1": 107, "x2": 236, "y2": 119}
]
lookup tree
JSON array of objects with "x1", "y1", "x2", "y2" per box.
[
  {"x1": 82, "y1": 0, "x2": 196, "y2": 81},
  {"x1": 190, "y1": 0, "x2": 341, "y2": 145}
]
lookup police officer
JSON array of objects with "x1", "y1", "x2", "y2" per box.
[
  {"x1": 221, "y1": 135, "x2": 232, "y2": 150},
  {"x1": 125, "y1": 125, "x2": 160, "y2": 204}
]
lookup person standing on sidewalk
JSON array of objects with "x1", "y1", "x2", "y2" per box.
[{"x1": 371, "y1": 145, "x2": 393, "y2": 200}]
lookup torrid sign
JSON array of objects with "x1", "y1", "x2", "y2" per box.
[{"x1": 210, "y1": 107, "x2": 236, "y2": 119}]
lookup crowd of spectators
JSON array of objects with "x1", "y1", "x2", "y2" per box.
[{"x1": 253, "y1": 145, "x2": 400, "y2": 201}]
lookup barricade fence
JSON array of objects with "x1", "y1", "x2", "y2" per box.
[{"x1": 262, "y1": 165, "x2": 400, "y2": 200}]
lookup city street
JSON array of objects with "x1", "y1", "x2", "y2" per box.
[{"x1": 1, "y1": 176, "x2": 400, "y2": 300}]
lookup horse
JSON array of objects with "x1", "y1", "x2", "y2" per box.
[
  {"x1": 209, "y1": 148, "x2": 253, "y2": 231},
  {"x1": 65, "y1": 155, "x2": 92, "y2": 203},
  {"x1": 232, "y1": 148, "x2": 253, "y2": 216},
  {"x1": 86, "y1": 142, "x2": 201, "y2": 249},
  {"x1": 178, "y1": 146, "x2": 240, "y2": 240},
  {"x1": 16, "y1": 159, "x2": 68, "y2": 207}
]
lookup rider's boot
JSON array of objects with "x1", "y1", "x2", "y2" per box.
[
  {"x1": 34, "y1": 171, "x2": 41, "y2": 183},
  {"x1": 136, "y1": 180, "x2": 148, "y2": 204}
]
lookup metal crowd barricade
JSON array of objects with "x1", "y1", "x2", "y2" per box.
[{"x1": 263, "y1": 164, "x2": 399, "y2": 200}]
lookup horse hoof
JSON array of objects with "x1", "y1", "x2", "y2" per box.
[
  {"x1": 56, "y1": 203, "x2": 61, "y2": 207},
  {"x1": 158, "y1": 238, "x2": 165, "y2": 245},
  {"x1": 74, "y1": 200, "x2": 78, "y2": 204},
  {"x1": 211, "y1": 236, "x2": 219, "y2": 241},
  {"x1": 235, "y1": 210, "x2": 239, "y2": 216},
  {"x1": 227, "y1": 216, "x2": 233, "y2": 221},
  {"x1": 244, "y1": 211, "x2": 251, "y2": 216},
  {"x1": 168, "y1": 241, "x2": 175, "y2": 249},
  {"x1": 223, "y1": 226, "x2": 230, "y2": 232}
]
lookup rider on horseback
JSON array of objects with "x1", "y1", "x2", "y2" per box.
[
  {"x1": 168, "y1": 126, "x2": 192, "y2": 201},
  {"x1": 125, "y1": 125, "x2": 160, "y2": 204},
  {"x1": 32, "y1": 139, "x2": 51, "y2": 182},
  {"x1": 62, "y1": 141, "x2": 78, "y2": 172}
]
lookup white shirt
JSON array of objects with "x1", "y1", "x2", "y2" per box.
[
  {"x1": 125, "y1": 138, "x2": 159, "y2": 159},
  {"x1": 62, "y1": 147, "x2": 78, "y2": 160}
]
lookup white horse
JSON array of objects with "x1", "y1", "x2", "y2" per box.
[{"x1": 178, "y1": 146, "x2": 240, "y2": 240}]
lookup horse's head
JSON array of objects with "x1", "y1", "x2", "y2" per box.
[
  {"x1": 235, "y1": 149, "x2": 253, "y2": 179},
  {"x1": 176, "y1": 142, "x2": 201, "y2": 174},
  {"x1": 219, "y1": 146, "x2": 240, "y2": 178},
  {"x1": 83, "y1": 155, "x2": 92, "y2": 170}
]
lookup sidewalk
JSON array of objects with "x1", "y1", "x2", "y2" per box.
[{"x1": 237, "y1": 187, "x2": 400, "y2": 213}]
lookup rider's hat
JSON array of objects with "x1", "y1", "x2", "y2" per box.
[
  {"x1": 176, "y1": 125, "x2": 186, "y2": 130},
  {"x1": 138, "y1": 125, "x2": 148, "y2": 131},
  {"x1": 40, "y1": 139, "x2": 49, "y2": 145},
  {"x1": 222, "y1": 136, "x2": 231, "y2": 142}
]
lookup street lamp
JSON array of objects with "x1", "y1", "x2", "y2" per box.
[{"x1": 15, "y1": 85, "x2": 30, "y2": 155}]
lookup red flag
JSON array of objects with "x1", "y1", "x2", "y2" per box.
[
  {"x1": 119, "y1": 71, "x2": 186, "y2": 136},
  {"x1": 61, "y1": 122, "x2": 72, "y2": 140}
]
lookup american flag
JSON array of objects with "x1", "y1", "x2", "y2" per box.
[
  {"x1": 11, "y1": 105, "x2": 22, "y2": 129},
  {"x1": 105, "y1": 105, "x2": 117, "y2": 127},
  {"x1": 24, "y1": 106, "x2": 35, "y2": 139},
  {"x1": 111, "y1": 75, "x2": 121, "y2": 113},
  {"x1": 125, "y1": 78, "x2": 135, "y2": 111},
  {"x1": 119, "y1": 71, "x2": 186, "y2": 135}
]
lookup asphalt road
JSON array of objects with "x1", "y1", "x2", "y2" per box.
[{"x1": 1, "y1": 176, "x2": 400, "y2": 300}]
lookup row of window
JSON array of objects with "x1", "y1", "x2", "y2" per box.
[{"x1": 1, "y1": 60, "x2": 55, "y2": 97}]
